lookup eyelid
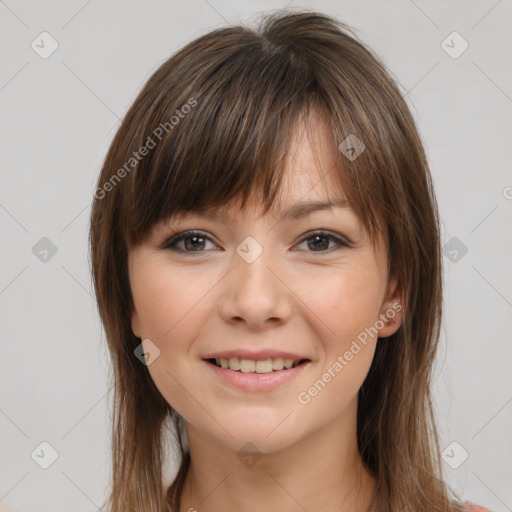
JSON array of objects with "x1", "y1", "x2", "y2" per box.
[
  {"x1": 161, "y1": 229, "x2": 352, "y2": 253},
  {"x1": 160, "y1": 230, "x2": 217, "y2": 252},
  {"x1": 295, "y1": 229, "x2": 352, "y2": 251}
]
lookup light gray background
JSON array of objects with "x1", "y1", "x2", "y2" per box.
[{"x1": 1, "y1": 1, "x2": 511, "y2": 511}]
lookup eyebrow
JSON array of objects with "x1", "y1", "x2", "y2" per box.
[
  {"x1": 277, "y1": 198, "x2": 352, "y2": 219},
  {"x1": 170, "y1": 198, "x2": 352, "y2": 223}
]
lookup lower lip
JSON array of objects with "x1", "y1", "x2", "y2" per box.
[{"x1": 203, "y1": 360, "x2": 311, "y2": 392}]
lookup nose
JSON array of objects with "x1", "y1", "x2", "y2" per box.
[{"x1": 217, "y1": 252, "x2": 293, "y2": 330}]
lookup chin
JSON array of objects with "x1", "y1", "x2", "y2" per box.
[
  {"x1": 203, "y1": 417, "x2": 303, "y2": 456},
  {"x1": 223, "y1": 433, "x2": 294, "y2": 456}
]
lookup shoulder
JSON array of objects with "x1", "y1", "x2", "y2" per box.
[{"x1": 463, "y1": 501, "x2": 493, "y2": 512}]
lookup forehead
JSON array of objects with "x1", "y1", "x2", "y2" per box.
[
  {"x1": 280, "y1": 108, "x2": 340, "y2": 193},
  {"x1": 177, "y1": 111, "x2": 349, "y2": 226},
  {"x1": 195, "y1": 120, "x2": 347, "y2": 221},
  {"x1": 244, "y1": 110, "x2": 346, "y2": 213}
]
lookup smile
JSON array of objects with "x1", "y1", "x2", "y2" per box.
[
  {"x1": 207, "y1": 357, "x2": 309, "y2": 373},
  {"x1": 203, "y1": 358, "x2": 312, "y2": 392}
]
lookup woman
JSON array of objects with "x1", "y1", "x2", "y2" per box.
[{"x1": 89, "y1": 10, "x2": 491, "y2": 512}]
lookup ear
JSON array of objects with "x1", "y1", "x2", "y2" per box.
[
  {"x1": 376, "y1": 277, "x2": 406, "y2": 339},
  {"x1": 131, "y1": 309, "x2": 141, "y2": 338}
]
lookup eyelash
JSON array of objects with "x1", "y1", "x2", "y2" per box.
[{"x1": 161, "y1": 230, "x2": 351, "y2": 255}]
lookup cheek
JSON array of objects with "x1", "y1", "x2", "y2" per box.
[
  {"x1": 296, "y1": 269, "x2": 379, "y2": 415},
  {"x1": 130, "y1": 260, "x2": 215, "y2": 420},
  {"x1": 296, "y1": 259, "x2": 383, "y2": 342},
  {"x1": 291, "y1": 259, "x2": 382, "y2": 408},
  {"x1": 131, "y1": 259, "x2": 212, "y2": 341}
]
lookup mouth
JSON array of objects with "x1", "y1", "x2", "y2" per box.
[
  {"x1": 203, "y1": 356, "x2": 312, "y2": 392},
  {"x1": 204, "y1": 357, "x2": 311, "y2": 373}
]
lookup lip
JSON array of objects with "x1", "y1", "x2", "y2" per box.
[
  {"x1": 203, "y1": 358, "x2": 312, "y2": 392},
  {"x1": 202, "y1": 349, "x2": 309, "y2": 360}
]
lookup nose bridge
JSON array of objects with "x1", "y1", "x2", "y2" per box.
[{"x1": 218, "y1": 238, "x2": 291, "y2": 328}]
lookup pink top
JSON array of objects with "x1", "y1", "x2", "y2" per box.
[{"x1": 464, "y1": 502, "x2": 492, "y2": 512}]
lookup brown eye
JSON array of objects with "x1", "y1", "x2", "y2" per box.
[
  {"x1": 296, "y1": 231, "x2": 350, "y2": 253},
  {"x1": 163, "y1": 231, "x2": 215, "y2": 252}
]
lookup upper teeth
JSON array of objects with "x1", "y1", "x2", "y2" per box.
[{"x1": 215, "y1": 358, "x2": 301, "y2": 373}]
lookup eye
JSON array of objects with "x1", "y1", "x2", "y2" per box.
[
  {"x1": 162, "y1": 229, "x2": 351, "y2": 254},
  {"x1": 162, "y1": 231, "x2": 217, "y2": 253},
  {"x1": 295, "y1": 230, "x2": 351, "y2": 253}
]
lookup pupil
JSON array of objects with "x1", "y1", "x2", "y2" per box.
[
  {"x1": 309, "y1": 235, "x2": 327, "y2": 251},
  {"x1": 185, "y1": 235, "x2": 328, "y2": 251},
  {"x1": 186, "y1": 235, "x2": 204, "y2": 250}
]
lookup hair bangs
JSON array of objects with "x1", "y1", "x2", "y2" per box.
[
  {"x1": 114, "y1": 23, "x2": 388, "y2": 252},
  {"x1": 118, "y1": 27, "x2": 323, "y2": 247}
]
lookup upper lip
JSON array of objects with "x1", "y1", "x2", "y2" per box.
[{"x1": 203, "y1": 349, "x2": 310, "y2": 361}]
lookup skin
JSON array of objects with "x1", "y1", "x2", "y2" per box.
[{"x1": 128, "y1": 111, "x2": 404, "y2": 512}]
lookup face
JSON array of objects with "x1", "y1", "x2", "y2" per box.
[{"x1": 128, "y1": 113, "x2": 403, "y2": 454}]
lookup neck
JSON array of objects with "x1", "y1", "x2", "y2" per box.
[{"x1": 177, "y1": 398, "x2": 377, "y2": 512}]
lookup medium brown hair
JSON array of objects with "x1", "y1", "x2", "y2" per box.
[{"x1": 89, "y1": 9, "x2": 465, "y2": 512}]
